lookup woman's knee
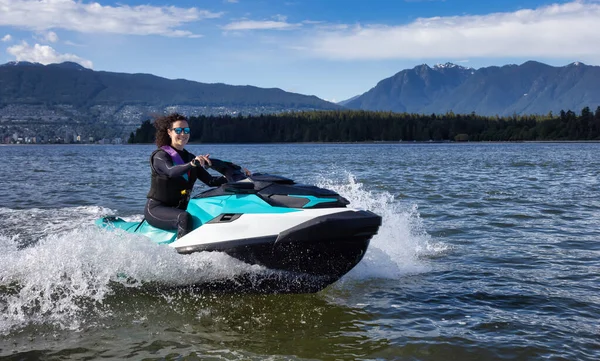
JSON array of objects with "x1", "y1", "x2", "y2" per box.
[
  {"x1": 177, "y1": 211, "x2": 192, "y2": 230},
  {"x1": 145, "y1": 201, "x2": 182, "y2": 230}
]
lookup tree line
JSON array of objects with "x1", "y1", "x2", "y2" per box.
[{"x1": 129, "y1": 106, "x2": 600, "y2": 144}]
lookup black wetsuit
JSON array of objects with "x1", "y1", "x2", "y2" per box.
[{"x1": 144, "y1": 148, "x2": 226, "y2": 238}]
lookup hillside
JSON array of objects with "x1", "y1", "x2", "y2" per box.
[
  {"x1": 345, "y1": 61, "x2": 600, "y2": 116},
  {"x1": 0, "y1": 62, "x2": 339, "y2": 141}
]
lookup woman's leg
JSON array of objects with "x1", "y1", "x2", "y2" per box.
[{"x1": 144, "y1": 199, "x2": 193, "y2": 238}]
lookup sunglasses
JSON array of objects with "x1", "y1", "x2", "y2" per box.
[{"x1": 170, "y1": 127, "x2": 190, "y2": 135}]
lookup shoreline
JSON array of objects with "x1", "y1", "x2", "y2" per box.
[{"x1": 2, "y1": 140, "x2": 600, "y2": 146}]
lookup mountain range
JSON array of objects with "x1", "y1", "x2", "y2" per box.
[
  {"x1": 1, "y1": 59, "x2": 599, "y2": 141},
  {"x1": 343, "y1": 61, "x2": 600, "y2": 116},
  {"x1": 0, "y1": 61, "x2": 338, "y2": 140},
  {"x1": 0, "y1": 61, "x2": 337, "y2": 109}
]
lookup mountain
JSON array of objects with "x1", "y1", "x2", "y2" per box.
[
  {"x1": 46, "y1": 61, "x2": 88, "y2": 70},
  {"x1": 0, "y1": 62, "x2": 339, "y2": 140},
  {"x1": 0, "y1": 61, "x2": 45, "y2": 68},
  {"x1": 345, "y1": 61, "x2": 600, "y2": 116},
  {"x1": 337, "y1": 94, "x2": 361, "y2": 106}
]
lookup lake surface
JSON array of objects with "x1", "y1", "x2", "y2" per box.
[{"x1": 0, "y1": 143, "x2": 599, "y2": 360}]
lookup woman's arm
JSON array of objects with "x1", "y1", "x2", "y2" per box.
[
  {"x1": 195, "y1": 167, "x2": 227, "y2": 187},
  {"x1": 152, "y1": 150, "x2": 193, "y2": 178}
]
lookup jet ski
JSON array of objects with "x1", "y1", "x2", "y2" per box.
[{"x1": 96, "y1": 159, "x2": 382, "y2": 293}]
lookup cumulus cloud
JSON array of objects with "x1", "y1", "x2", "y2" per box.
[
  {"x1": 0, "y1": 0, "x2": 222, "y2": 37},
  {"x1": 303, "y1": 1, "x2": 600, "y2": 60},
  {"x1": 1, "y1": 34, "x2": 11, "y2": 42},
  {"x1": 7, "y1": 42, "x2": 93, "y2": 68},
  {"x1": 38, "y1": 31, "x2": 59, "y2": 43}
]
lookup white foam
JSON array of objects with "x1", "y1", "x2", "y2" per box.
[
  {"x1": 0, "y1": 206, "x2": 114, "y2": 245},
  {"x1": 317, "y1": 172, "x2": 449, "y2": 280},
  {"x1": 0, "y1": 207, "x2": 264, "y2": 334}
]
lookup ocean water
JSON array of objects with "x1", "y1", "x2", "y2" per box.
[{"x1": 0, "y1": 142, "x2": 598, "y2": 360}]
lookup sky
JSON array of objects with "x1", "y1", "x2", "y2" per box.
[{"x1": 1, "y1": 0, "x2": 599, "y2": 102}]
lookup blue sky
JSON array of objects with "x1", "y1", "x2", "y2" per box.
[{"x1": 1, "y1": 0, "x2": 598, "y2": 102}]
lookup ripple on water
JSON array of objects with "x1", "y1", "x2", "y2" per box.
[
  {"x1": 1, "y1": 143, "x2": 599, "y2": 361},
  {"x1": 488, "y1": 221, "x2": 517, "y2": 228}
]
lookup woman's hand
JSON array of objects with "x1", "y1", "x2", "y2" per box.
[{"x1": 194, "y1": 154, "x2": 212, "y2": 168}]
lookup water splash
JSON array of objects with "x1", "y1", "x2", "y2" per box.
[
  {"x1": 0, "y1": 175, "x2": 447, "y2": 334},
  {"x1": 317, "y1": 172, "x2": 448, "y2": 280},
  {"x1": 0, "y1": 206, "x2": 114, "y2": 246},
  {"x1": 0, "y1": 207, "x2": 265, "y2": 335}
]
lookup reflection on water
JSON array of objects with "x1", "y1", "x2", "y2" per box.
[{"x1": 7, "y1": 288, "x2": 389, "y2": 360}]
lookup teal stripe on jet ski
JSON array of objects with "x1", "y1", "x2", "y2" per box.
[
  {"x1": 95, "y1": 218, "x2": 176, "y2": 244},
  {"x1": 288, "y1": 195, "x2": 339, "y2": 208},
  {"x1": 188, "y1": 194, "x2": 299, "y2": 224},
  {"x1": 96, "y1": 194, "x2": 302, "y2": 247}
]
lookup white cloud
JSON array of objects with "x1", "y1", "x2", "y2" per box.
[
  {"x1": 223, "y1": 20, "x2": 301, "y2": 31},
  {"x1": 64, "y1": 40, "x2": 84, "y2": 47},
  {"x1": 0, "y1": 0, "x2": 222, "y2": 37},
  {"x1": 224, "y1": 0, "x2": 239, "y2": 3},
  {"x1": 1, "y1": 34, "x2": 11, "y2": 42},
  {"x1": 7, "y1": 42, "x2": 93, "y2": 68},
  {"x1": 40, "y1": 31, "x2": 59, "y2": 43},
  {"x1": 302, "y1": 1, "x2": 600, "y2": 60}
]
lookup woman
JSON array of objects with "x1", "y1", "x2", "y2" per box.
[{"x1": 145, "y1": 113, "x2": 226, "y2": 239}]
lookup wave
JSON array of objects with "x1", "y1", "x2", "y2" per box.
[{"x1": 316, "y1": 172, "x2": 449, "y2": 281}]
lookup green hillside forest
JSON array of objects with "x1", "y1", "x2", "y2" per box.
[{"x1": 129, "y1": 107, "x2": 600, "y2": 144}]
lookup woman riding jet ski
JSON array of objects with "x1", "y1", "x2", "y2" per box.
[
  {"x1": 97, "y1": 113, "x2": 382, "y2": 293},
  {"x1": 143, "y1": 113, "x2": 231, "y2": 239}
]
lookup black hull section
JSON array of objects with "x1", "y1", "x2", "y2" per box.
[
  {"x1": 124, "y1": 271, "x2": 336, "y2": 295},
  {"x1": 273, "y1": 210, "x2": 381, "y2": 278},
  {"x1": 176, "y1": 210, "x2": 381, "y2": 292}
]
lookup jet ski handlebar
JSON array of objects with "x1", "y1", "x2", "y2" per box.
[
  {"x1": 208, "y1": 158, "x2": 249, "y2": 183},
  {"x1": 208, "y1": 158, "x2": 296, "y2": 185}
]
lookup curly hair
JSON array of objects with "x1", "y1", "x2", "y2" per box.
[{"x1": 154, "y1": 113, "x2": 188, "y2": 148}]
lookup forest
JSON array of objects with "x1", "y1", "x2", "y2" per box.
[{"x1": 128, "y1": 107, "x2": 600, "y2": 143}]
